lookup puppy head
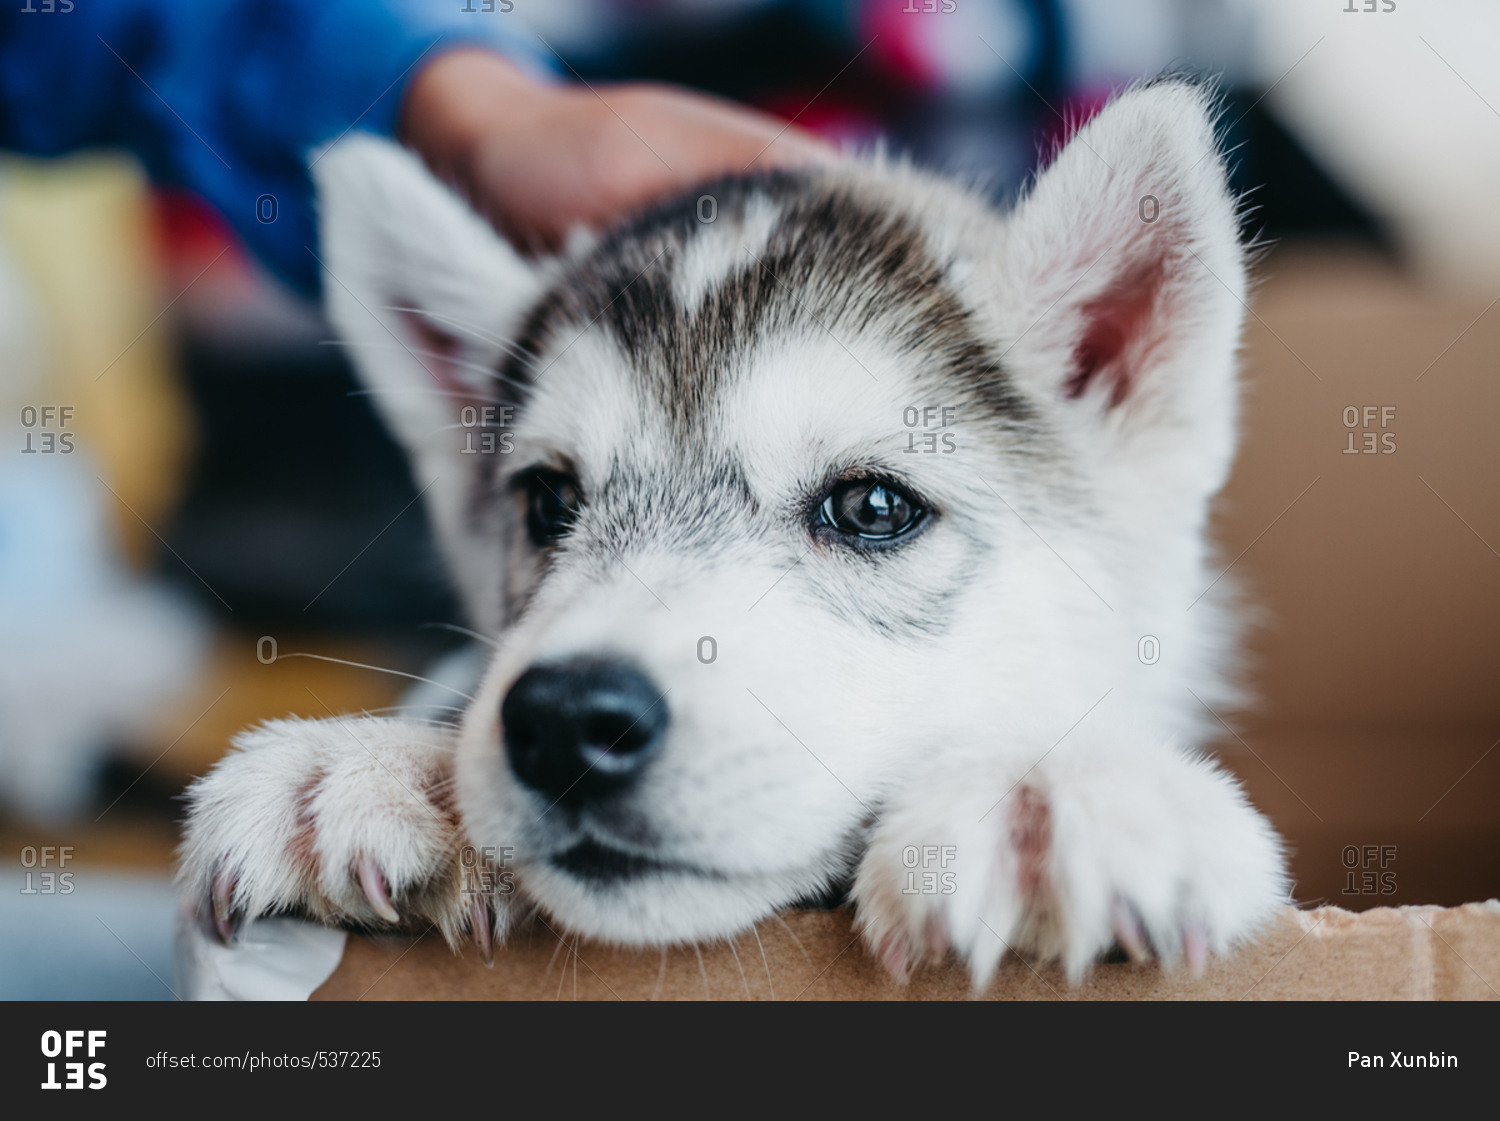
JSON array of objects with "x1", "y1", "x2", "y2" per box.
[{"x1": 312, "y1": 80, "x2": 1246, "y2": 945}]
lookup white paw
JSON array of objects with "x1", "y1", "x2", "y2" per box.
[
  {"x1": 853, "y1": 728, "x2": 1288, "y2": 990},
  {"x1": 179, "y1": 716, "x2": 502, "y2": 958}
]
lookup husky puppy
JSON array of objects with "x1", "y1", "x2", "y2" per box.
[{"x1": 181, "y1": 80, "x2": 1287, "y2": 988}]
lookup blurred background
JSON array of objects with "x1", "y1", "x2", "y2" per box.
[{"x1": 2, "y1": 0, "x2": 1497, "y2": 998}]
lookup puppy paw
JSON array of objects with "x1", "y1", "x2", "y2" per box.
[
  {"x1": 179, "y1": 716, "x2": 504, "y2": 958},
  {"x1": 853, "y1": 730, "x2": 1287, "y2": 990}
]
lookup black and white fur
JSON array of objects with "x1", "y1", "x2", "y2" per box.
[{"x1": 181, "y1": 81, "x2": 1288, "y2": 989}]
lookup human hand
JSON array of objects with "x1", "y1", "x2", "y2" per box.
[{"x1": 400, "y1": 48, "x2": 831, "y2": 253}]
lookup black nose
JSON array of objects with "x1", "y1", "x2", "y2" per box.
[{"x1": 501, "y1": 658, "x2": 668, "y2": 805}]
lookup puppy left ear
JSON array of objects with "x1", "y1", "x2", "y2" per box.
[
  {"x1": 311, "y1": 134, "x2": 547, "y2": 628},
  {"x1": 994, "y1": 81, "x2": 1246, "y2": 495}
]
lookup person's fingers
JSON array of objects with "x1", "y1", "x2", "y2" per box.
[
  {"x1": 592, "y1": 84, "x2": 832, "y2": 186},
  {"x1": 488, "y1": 84, "x2": 833, "y2": 250},
  {"x1": 402, "y1": 50, "x2": 836, "y2": 253}
]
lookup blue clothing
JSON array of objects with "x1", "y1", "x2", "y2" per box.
[{"x1": 0, "y1": 1, "x2": 540, "y2": 296}]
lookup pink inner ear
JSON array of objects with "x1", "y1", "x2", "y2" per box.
[
  {"x1": 399, "y1": 309, "x2": 460, "y2": 384},
  {"x1": 394, "y1": 307, "x2": 487, "y2": 408},
  {"x1": 1064, "y1": 257, "x2": 1168, "y2": 408}
]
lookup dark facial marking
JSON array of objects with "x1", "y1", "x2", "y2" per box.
[{"x1": 481, "y1": 167, "x2": 1044, "y2": 638}]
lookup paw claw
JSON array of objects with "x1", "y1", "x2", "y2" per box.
[
  {"x1": 877, "y1": 930, "x2": 912, "y2": 984},
  {"x1": 210, "y1": 866, "x2": 242, "y2": 945},
  {"x1": 1183, "y1": 921, "x2": 1208, "y2": 978},
  {"x1": 357, "y1": 856, "x2": 400, "y2": 924},
  {"x1": 1110, "y1": 896, "x2": 1150, "y2": 963},
  {"x1": 924, "y1": 913, "x2": 949, "y2": 960},
  {"x1": 469, "y1": 895, "x2": 494, "y2": 967}
]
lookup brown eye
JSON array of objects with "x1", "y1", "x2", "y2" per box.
[
  {"x1": 819, "y1": 479, "x2": 923, "y2": 541},
  {"x1": 524, "y1": 471, "x2": 581, "y2": 545}
]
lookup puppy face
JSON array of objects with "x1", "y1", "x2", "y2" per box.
[
  {"x1": 314, "y1": 81, "x2": 1248, "y2": 945},
  {"x1": 452, "y1": 175, "x2": 1059, "y2": 942}
]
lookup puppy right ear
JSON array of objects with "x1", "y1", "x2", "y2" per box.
[
  {"x1": 311, "y1": 134, "x2": 546, "y2": 624},
  {"x1": 991, "y1": 81, "x2": 1246, "y2": 503}
]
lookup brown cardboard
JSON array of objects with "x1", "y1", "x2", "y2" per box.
[
  {"x1": 313, "y1": 902, "x2": 1500, "y2": 1001},
  {"x1": 1197, "y1": 245, "x2": 1500, "y2": 912},
  {"x1": 1215, "y1": 245, "x2": 1500, "y2": 730},
  {"x1": 312, "y1": 247, "x2": 1500, "y2": 1000}
]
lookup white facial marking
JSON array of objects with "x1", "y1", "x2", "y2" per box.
[{"x1": 672, "y1": 194, "x2": 781, "y2": 315}]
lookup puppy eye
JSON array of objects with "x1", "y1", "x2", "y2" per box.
[
  {"x1": 523, "y1": 471, "x2": 581, "y2": 545},
  {"x1": 818, "y1": 478, "x2": 924, "y2": 541}
]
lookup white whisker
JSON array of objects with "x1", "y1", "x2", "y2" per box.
[
  {"x1": 543, "y1": 929, "x2": 567, "y2": 984},
  {"x1": 726, "y1": 934, "x2": 751, "y2": 1000},
  {"x1": 344, "y1": 387, "x2": 475, "y2": 403},
  {"x1": 377, "y1": 305, "x2": 542, "y2": 373},
  {"x1": 650, "y1": 947, "x2": 668, "y2": 1002},
  {"x1": 320, "y1": 338, "x2": 533, "y2": 391},
  {"x1": 418, "y1": 621, "x2": 501, "y2": 649},
  {"x1": 693, "y1": 943, "x2": 711, "y2": 1001},
  {"x1": 381, "y1": 305, "x2": 536, "y2": 366},
  {"x1": 427, "y1": 421, "x2": 511, "y2": 435},
  {"x1": 751, "y1": 924, "x2": 776, "y2": 1001},
  {"x1": 773, "y1": 913, "x2": 812, "y2": 965},
  {"x1": 352, "y1": 704, "x2": 465, "y2": 721},
  {"x1": 276, "y1": 652, "x2": 475, "y2": 702},
  {"x1": 323, "y1": 336, "x2": 532, "y2": 380}
]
